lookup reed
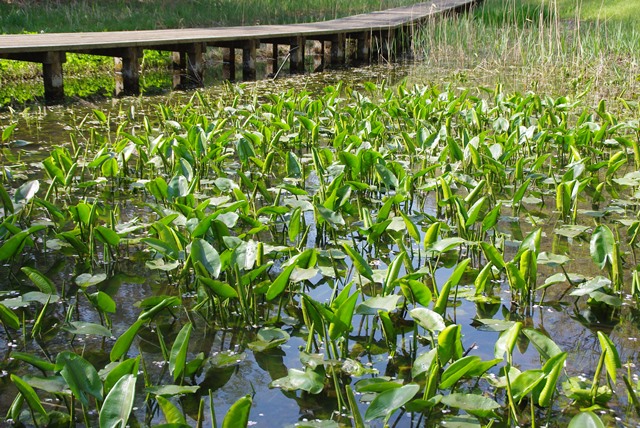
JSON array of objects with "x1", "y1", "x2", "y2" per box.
[{"x1": 410, "y1": 0, "x2": 640, "y2": 99}]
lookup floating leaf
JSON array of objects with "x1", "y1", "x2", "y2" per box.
[
  {"x1": 356, "y1": 295, "x2": 401, "y2": 315},
  {"x1": 440, "y1": 393, "x2": 500, "y2": 418},
  {"x1": 567, "y1": 411, "x2": 605, "y2": 428},
  {"x1": 63, "y1": 321, "x2": 112, "y2": 337},
  {"x1": 270, "y1": 368, "x2": 324, "y2": 394},
  {"x1": 145, "y1": 385, "x2": 200, "y2": 396},
  {"x1": 364, "y1": 383, "x2": 419, "y2": 422}
]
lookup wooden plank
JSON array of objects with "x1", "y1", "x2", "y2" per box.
[{"x1": 0, "y1": 0, "x2": 476, "y2": 54}]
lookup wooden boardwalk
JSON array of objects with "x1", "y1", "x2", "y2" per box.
[{"x1": 0, "y1": 0, "x2": 478, "y2": 103}]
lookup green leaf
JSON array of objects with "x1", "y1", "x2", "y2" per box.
[
  {"x1": 169, "y1": 322, "x2": 192, "y2": 382},
  {"x1": 10, "y1": 351, "x2": 55, "y2": 372},
  {"x1": 438, "y1": 324, "x2": 462, "y2": 364},
  {"x1": 56, "y1": 351, "x2": 103, "y2": 406},
  {"x1": 427, "y1": 237, "x2": 466, "y2": 255},
  {"x1": 480, "y1": 242, "x2": 506, "y2": 269},
  {"x1": 103, "y1": 357, "x2": 140, "y2": 396},
  {"x1": 536, "y1": 352, "x2": 567, "y2": 407},
  {"x1": 11, "y1": 374, "x2": 49, "y2": 423},
  {"x1": 190, "y1": 239, "x2": 221, "y2": 278},
  {"x1": 145, "y1": 385, "x2": 200, "y2": 396},
  {"x1": 329, "y1": 290, "x2": 359, "y2": 340},
  {"x1": 410, "y1": 307, "x2": 445, "y2": 332},
  {"x1": 356, "y1": 295, "x2": 401, "y2": 315},
  {"x1": 0, "y1": 303, "x2": 20, "y2": 329},
  {"x1": 597, "y1": 331, "x2": 621, "y2": 384},
  {"x1": 247, "y1": 327, "x2": 290, "y2": 352},
  {"x1": 375, "y1": 162, "x2": 399, "y2": 189},
  {"x1": 523, "y1": 328, "x2": 562, "y2": 360},
  {"x1": 222, "y1": 395, "x2": 252, "y2": 428},
  {"x1": 156, "y1": 395, "x2": 187, "y2": 425},
  {"x1": 20, "y1": 267, "x2": 56, "y2": 294},
  {"x1": 63, "y1": 321, "x2": 112, "y2": 337},
  {"x1": 266, "y1": 262, "x2": 297, "y2": 300},
  {"x1": 270, "y1": 368, "x2": 325, "y2": 394},
  {"x1": 440, "y1": 393, "x2": 500, "y2": 418},
  {"x1": 75, "y1": 273, "x2": 107, "y2": 289},
  {"x1": 364, "y1": 383, "x2": 419, "y2": 422},
  {"x1": 95, "y1": 226, "x2": 120, "y2": 247},
  {"x1": 287, "y1": 151, "x2": 302, "y2": 178},
  {"x1": 434, "y1": 258, "x2": 470, "y2": 314},
  {"x1": 0, "y1": 183, "x2": 14, "y2": 214},
  {"x1": 13, "y1": 180, "x2": 39, "y2": 205},
  {"x1": 0, "y1": 229, "x2": 40, "y2": 261},
  {"x1": 400, "y1": 279, "x2": 432, "y2": 307},
  {"x1": 342, "y1": 243, "x2": 374, "y2": 282},
  {"x1": 199, "y1": 276, "x2": 238, "y2": 300},
  {"x1": 511, "y1": 369, "x2": 545, "y2": 402},
  {"x1": 439, "y1": 356, "x2": 481, "y2": 390},
  {"x1": 110, "y1": 319, "x2": 145, "y2": 362},
  {"x1": 494, "y1": 321, "x2": 522, "y2": 360},
  {"x1": 590, "y1": 225, "x2": 615, "y2": 269},
  {"x1": 567, "y1": 411, "x2": 605, "y2": 428},
  {"x1": 99, "y1": 374, "x2": 137, "y2": 428},
  {"x1": 316, "y1": 204, "x2": 345, "y2": 228}
]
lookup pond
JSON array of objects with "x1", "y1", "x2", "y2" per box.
[{"x1": 0, "y1": 61, "x2": 640, "y2": 427}]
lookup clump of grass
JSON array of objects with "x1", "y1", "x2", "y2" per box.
[{"x1": 411, "y1": 0, "x2": 640, "y2": 100}]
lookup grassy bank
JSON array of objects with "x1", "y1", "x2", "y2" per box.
[
  {"x1": 0, "y1": 0, "x2": 420, "y2": 34},
  {"x1": 411, "y1": 0, "x2": 640, "y2": 100}
]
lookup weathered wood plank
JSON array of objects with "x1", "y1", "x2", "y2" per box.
[{"x1": 0, "y1": 0, "x2": 476, "y2": 54}]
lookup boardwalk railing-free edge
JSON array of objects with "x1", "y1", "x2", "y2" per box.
[{"x1": 0, "y1": 0, "x2": 479, "y2": 104}]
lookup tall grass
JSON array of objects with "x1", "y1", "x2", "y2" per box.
[
  {"x1": 0, "y1": 0, "x2": 419, "y2": 33},
  {"x1": 411, "y1": 0, "x2": 640, "y2": 99}
]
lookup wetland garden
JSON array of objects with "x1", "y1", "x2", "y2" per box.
[{"x1": 0, "y1": 0, "x2": 639, "y2": 426}]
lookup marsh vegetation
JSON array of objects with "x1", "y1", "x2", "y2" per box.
[{"x1": 0, "y1": 0, "x2": 639, "y2": 427}]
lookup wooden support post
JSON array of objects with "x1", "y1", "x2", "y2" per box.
[
  {"x1": 115, "y1": 47, "x2": 141, "y2": 96},
  {"x1": 313, "y1": 41, "x2": 325, "y2": 72},
  {"x1": 289, "y1": 36, "x2": 305, "y2": 74},
  {"x1": 171, "y1": 51, "x2": 185, "y2": 88},
  {"x1": 356, "y1": 32, "x2": 371, "y2": 64},
  {"x1": 330, "y1": 33, "x2": 346, "y2": 67},
  {"x1": 42, "y1": 51, "x2": 66, "y2": 104},
  {"x1": 185, "y1": 42, "x2": 206, "y2": 87},
  {"x1": 267, "y1": 43, "x2": 278, "y2": 76},
  {"x1": 223, "y1": 47, "x2": 236, "y2": 81},
  {"x1": 242, "y1": 40, "x2": 257, "y2": 81}
]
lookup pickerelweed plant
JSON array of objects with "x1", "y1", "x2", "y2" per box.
[{"x1": 0, "y1": 81, "x2": 639, "y2": 426}]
